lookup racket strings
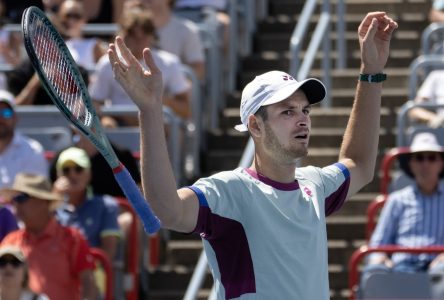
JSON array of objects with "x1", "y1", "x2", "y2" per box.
[{"x1": 29, "y1": 15, "x2": 92, "y2": 127}]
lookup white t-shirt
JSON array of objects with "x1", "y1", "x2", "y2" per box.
[
  {"x1": 0, "y1": 133, "x2": 48, "y2": 189},
  {"x1": 416, "y1": 70, "x2": 444, "y2": 115},
  {"x1": 66, "y1": 38, "x2": 98, "y2": 71},
  {"x1": 90, "y1": 49, "x2": 190, "y2": 106},
  {"x1": 189, "y1": 163, "x2": 350, "y2": 300},
  {"x1": 157, "y1": 15, "x2": 205, "y2": 65}
]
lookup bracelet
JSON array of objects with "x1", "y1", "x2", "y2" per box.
[{"x1": 359, "y1": 73, "x2": 387, "y2": 83}]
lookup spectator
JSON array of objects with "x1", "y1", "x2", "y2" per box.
[
  {"x1": 52, "y1": 147, "x2": 121, "y2": 261},
  {"x1": 430, "y1": 0, "x2": 444, "y2": 23},
  {"x1": 0, "y1": 90, "x2": 48, "y2": 188},
  {"x1": 58, "y1": 0, "x2": 106, "y2": 71},
  {"x1": 0, "y1": 173, "x2": 98, "y2": 300},
  {"x1": 364, "y1": 132, "x2": 444, "y2": 281},
  {"x1": 90, "y1": 9, "x2": 191, "y2": 126},
  {"x1": 5, "y1": 12, "x2": 90, "y2": 106},
  {"x1": 408, "y1": 69, "x2": 444, "y2": 128},
  {"x1": 0, "y1": 245, "x2": 49, "y2": 300},
  {"x1": 127, "y1": 0, "x2": 205, "y2": 80},
  {"x1": 174, "y1": 0, "x2": 230, "y2": 54},
  {"x1": 0, "y1": 1, "x2": 23, "y2": 69},
  {"x1": 0, "y1": 206, "x2": 18, "y2": 241},
  {"x1": 49, "y1": 127, "x2": 141, "y2": 198}
]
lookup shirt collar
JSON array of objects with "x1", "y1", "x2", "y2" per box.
[{"x1": 245, "y1": 168, "x2": 300, "y2": 191}]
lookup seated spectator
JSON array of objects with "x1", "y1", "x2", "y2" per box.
[
  {"x1": 363, "y1": 132, "x2": 444, "y2": 294},
  {"x1": 174, "y1": 0, "x2": 230, "y2": 54},
  {"x1": 52, "y1": 147, "x2": 121, "y2": 261},
  {"x1": 58, "y1": 0, "x2": 106, "y2": 72},
  {"x1": 0, "y1": 245, "x2": 49, "y2": 300},
  {"x1": 0, "y1": 1, "x2": 23, "y2": 69},
  {"x1": 0, "y1": 173, "x2": 98, "y2": 300},
  {"x1": 49, "y1": 126, "x2": 141, "y2": 198},
  {"x1": 89, "y1": 9, "x2": 191, "y2": 126},
  {"x1": 0, "y1": 91, "x2": 48, "y2": 188},
  {"x1": 408, "y1": 69, "x2": 444, "y2": 128},
  {"x1": 0, "y1": 206, "x2": 18, "y2": 241},
  {"x1": 127, "y1": 0, "x2": 205, "y2": 80}
]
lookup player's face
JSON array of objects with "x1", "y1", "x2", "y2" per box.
[{"x1": 259, "y1": 90, "x2": 311, "y2": 162}]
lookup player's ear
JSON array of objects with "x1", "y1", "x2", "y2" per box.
[{"x1": 248, "y1": 115, "x2": 262, "y2": 138}]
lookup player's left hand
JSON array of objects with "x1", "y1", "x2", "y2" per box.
[{"x1": 358, "y1": 12, "x2": 398, "y2": 74}]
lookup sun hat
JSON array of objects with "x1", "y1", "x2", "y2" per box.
[
  {"x1": 0, "y1": 245, "x2": 25, "y2": 262},
  {"x1": 0, "y1": 173, "x2": 62, "y2": 202},
  {"x1": 0, "y1": 90, "x2": 15, "y2": 109},
  {"x1": 398, "y1": 132, "x2": 444, "y2": 178},
  {"x1": 56, "y1": 147, "x2": 91, "y2": 171},
  {"x1": 234, "y1": 70, "x2": 326, "y2": 132}
]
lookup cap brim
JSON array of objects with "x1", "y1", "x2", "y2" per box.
[
  {"x1": 261, "y1": 77, "x2": 326, "y2": 107},
  {"x1": 234, "y1": 78, "x2": 326, "y2": 132}
]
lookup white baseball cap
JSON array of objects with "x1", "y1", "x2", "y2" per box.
[{"x1": 234, "y1": 71, "x2": 326, "y2": 132}]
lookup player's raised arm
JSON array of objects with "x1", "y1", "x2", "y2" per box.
[
  {"x1": 109, "y1": 36, "x2": 199, "y2": 232},
  {"x1": 339, "y1": 12, "x2": 398, "y2": 197}
]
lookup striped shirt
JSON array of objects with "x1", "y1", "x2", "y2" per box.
[{"x1": 369, "y1": 181, "x2": 444, "y2": 264}]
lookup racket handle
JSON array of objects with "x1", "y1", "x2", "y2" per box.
[{"x1": 113, "y1": 164, "x2": 161, "y2": 234}]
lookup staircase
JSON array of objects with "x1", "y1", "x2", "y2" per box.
[{"x1": 148, "y1": 1, "x2": 432, "y2": 299}]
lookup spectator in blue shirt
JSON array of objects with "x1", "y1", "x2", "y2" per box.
[
  {"x1": 52, "y1": 147, "x2": 121, "y2": 261},
  {"x1": 364, "y1": 132, "x2": 444, "y2": 285}
]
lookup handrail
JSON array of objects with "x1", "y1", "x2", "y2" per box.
[
  {"x1": 421, "y1": 22, "x2": 444, "y2": 55},
  {"x1": 90, "y1": 247, "x2": 114, "y2": 300},
  {"x1": 407, "y1": 54, "x2": 444, "y2": 100},
  {"x1": 289, "y1": 0, "x2": 346, "y2": 107},
  {"x1": 115, "y1": 197, "x2": 140, "y2": 300},
  {"x1": 348, "y1": 245, "x2": 444, "y2": 300},
  {"x1": 396, "y1": 100, "x2": 444, "y2": 147}
]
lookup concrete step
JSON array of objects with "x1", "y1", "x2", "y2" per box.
[
  {"x1": 257, "y1": 12, "x2": 428, "y2": 34},
  {"x1": 268, "y1": 0, "x2": 429, "y2": 16},
  {"x1": 255, "y1": 29, "x2": 422, "y2": 52}
]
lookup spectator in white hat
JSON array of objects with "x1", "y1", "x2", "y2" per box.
[
  {"x1": 108, "y1": 11, "x2": 397, "y2": 299},
  {"x1": 0, "y1": 90, "x2": 48, "y2": 189},
  {"x1": 0, "y1": 245, "x2": 49, "y2": 300},
  {"x1": 365, "y1": 132, "x2": 444, "y2": 297}
]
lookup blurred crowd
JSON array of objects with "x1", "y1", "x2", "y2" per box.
[{"x1": 0, "y1": 0, "x2": 229, "y2": 298}]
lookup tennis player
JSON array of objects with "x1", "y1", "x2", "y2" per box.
[{"x1": 109, "y1": 11, "x2": 397, "y2": 300}]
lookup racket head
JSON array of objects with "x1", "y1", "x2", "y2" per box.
[{"x1": 22, "y1": 6, "x2": 119, "y2": 168}]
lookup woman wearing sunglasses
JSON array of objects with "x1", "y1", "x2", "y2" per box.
[{"x1": 0, "y1": 245, "x2": 48, "y2": 300}]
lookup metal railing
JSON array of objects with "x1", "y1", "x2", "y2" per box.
[
  {"x1": 421, "y1": 22, "x2": 444, "y2": 55},
  {"x1": 289, "y1": 0, "x2": 346, "y2": 107},
  {"x1": 407, "y1": 54, "x2": 444, "y2": 100}
]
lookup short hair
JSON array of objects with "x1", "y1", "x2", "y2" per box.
[
  {"x1": 254, "y1": 105, "x2": 268, "y2": 122},
  {"x1": 119, "y1": 9, "x2": 156, "y2": 37}
]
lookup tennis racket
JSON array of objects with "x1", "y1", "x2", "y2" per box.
[{"x1": 21, "y1": 6, "x2": 161, "y2": 234}]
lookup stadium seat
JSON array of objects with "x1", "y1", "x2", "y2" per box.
[{"x1": 358, "y1": 272, "x2": 433, "y2": 299}]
